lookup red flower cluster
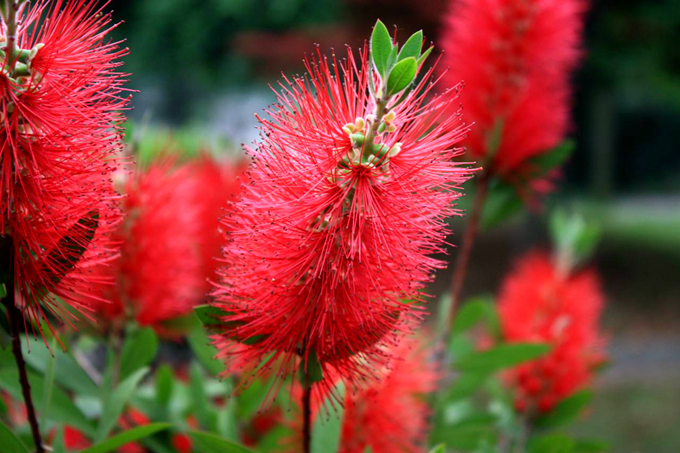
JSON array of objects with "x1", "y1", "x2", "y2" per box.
[
  {"x1": 84, "y1": 155, "x2": 245, "y2": 333},
  {"x1": 339, "y1": 336, "x2": 438, "y2": 453},
  {"x1": 211, "y1": 46, "x2": 472, "y2": 390},
  {"x1": 441, "y1": 0, "x2": 587, "y2": 176},
  {"x1": 498, "y1": 251, "x2": 606, "y2": 413},
  {"x1": 0, "y1": 0, "x2": 128, "y2": 332}
]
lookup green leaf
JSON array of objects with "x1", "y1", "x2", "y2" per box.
[
  {"x1": 416, "y1": 45, "x2": 433, "y2": 68},
  {"x1": 530, "y1": 140, "x2": 575, "y2": 174},
  {"x1": 188, "y1": 430, "x2": 255, "y2": 453},
  {"x1": 481, "y1": 179, "x2": 524, "y2": 230},
  {"x1": 446, "y1": 372, "x2": 489, "y2": 401},
  {"x1": 188, "y1": 327, "x2": 223, "y2": 376},
  {"x1": 119, "y1": 328, "x2": 158, "y2": 382},
  {"x1": 535, "y1": 391, "x2": 592, "y2": 429},
  {"x1": 95, "y1": 368, "x2": 149, "y2": 442},
  {"x1": 573, "y1": 439, "x2": 610, "y2": 453},
  {"x1": 155, "y1": 364, "x2": 174, "y2": 406},
  {"x1": 0, "y1": 368, "x2": 94, "y2": 436},
  {"x1": 81, "y1": 423, "x2": 172, "y2": 453},
  {"x1": 528, "y1": 434, "x2": 575, "y2": 453},
  {"x1": 428, "y1": 445, "x2": 446, "y2": 453},
  {"x1": 312, "y1": 381, "x2": 345, "y2": 453},
  {"x1": 40, "y1": 339, "x2": 57, "y2": 427},
  {"x1": 42, "y1": 210, "x2": 99, "y2": 285},
  {"x1": 370, "y1": 19, "x2": 393, "y2": 78},
  {"x1": 386, "y1": 57, "x2": 417, "y2": 97},
  {"x1": 194, "y1": 305, "x2": 228, "y2": 328},
  {"x1": 189, "y1": 362, "x2": 217, "y2": 431},
  {"x1": 51, "y1": 426, "x2": 67, "y2": 453},
  {"x1": 299, "y1": 349, "x2": 323, "y2": 384},
  {"x1": 398, "y1": 30, "x2": 423, "y2": 62},
  {"x1": 0, "y1": 419, "x2": 29, "y2": 453},
  {"x1": 22, "y1": 334, "x2": 99, "y2": 397},
  {"x1": 455, "y1": 343, "x2": 551, "y2": 373},
  {"x1": 452, "y1": 297, "x2": 494, "y2": 335}
]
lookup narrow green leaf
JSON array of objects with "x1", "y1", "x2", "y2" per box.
[
  {"x1": 312, "y1": 381, "x2": 346, "y2": 453},
  {"x1": 188, "y1": 430, "x2": 255, "y2": 453},
  {"x1": 189, "y1": 362, "x2": 217, "y2": 431},
  {"x1": 155, "y1": 364, "x2": 174, "y2": 406},
  {"x1": 446, "y1": 372, "x2": 489, "y2": 401},
  {"x1": 194, "y1": 305, "x2": 229, "y2": 328},
  {"x1": 51, "y1": 426, "x2": 66, "y2": 453},
  {"x1": 386, "y1": 57, "x2": 417, "y2": 97},
  {"x1": 428, "y1": 444, "x2": 446, "y2": 453},
  {"x1": 455, "y1": 343, "x2": 551, "y2": 372},
  {"x1": 452, "y1": 298, "x2": 491, "y2": 334},
  {"x1": 42, "y1": 210, "x2": 99, "y2": 285},
  {"x1": 481, "y1": 178, "x2": 524, "y2": 230},
  {"x1": 528, "y1": 433, "x2": 576, "y2": 453},
  {"x1": 81, "y1": 423, "x2": 172, "y2": 453},
  {"x1": 0, "y1": 368, "x2": 94, "y2": 436},
  {"x1": 398, "y1": 30, "x2": 423, "y2": 62},
  {"x1": 535, "y1": 391, "x2": 592, "y2": 429},
  {"x1": 188, "y1": 327, "x2": 223, "y2": 376},
  {"x1": 416, "y1": 45, "x2": 433, "y2": 68},
  {"x1": 0, "y1": 419, "x2": 29, "y2": 453},
  {"x1": 299, "y1": 349, "x2": 323, "y2": 384},
  {"x1": 119, "y1": 328, "x2": 158, "y2": 382},
  {"x1": 40, "y1": 339, "x2": 57, "y2": 427},
  {"x1": 530, "y1": 140, "x2": 575, "y2": 174},
  {"x1": 370, "y1": 19, "x2": 393, "y2": 78},
  {"x1": 22, "y1": 337, "x2": 99, "y2": 397},
  {"x1": 95, "y1": 368, "x2": 149, "y2": 442}
]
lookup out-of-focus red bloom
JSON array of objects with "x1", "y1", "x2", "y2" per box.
[
  {"x1": 0, "y1": 0, "x2": 128, "y2": 335},
  {"x1": 498, "y1": 251, "x2": 606, "y2": 413},
  {"x1": 84, "y1": 155, "x2": 244, "y2": 334},
  {"x1": 284, "y1": 336, "x2": 437, "y2": 453},
  {"x1": 211, "y1": 45, "x2": 472, "y2": 393},
  {"x1": 339, "y1": 337, "x2": 438, "y2": 453},
  {"x1": 241, "y1": 407, "x2": 283, "y2": 447},
  {"x1": 64, "y1": 426, "x2": 91, "y2": 450},
  {"x1": 172, "y1": 433, "x2": 193, "y2": 453},
  {"x1": 441, "y1": 0, "x2": 587, "y2": 176}
]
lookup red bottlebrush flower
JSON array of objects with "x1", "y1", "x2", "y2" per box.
[
  {"x1": 0, "y1": 0, "x2": 129, "y2": 333},
  {"x1": 83, "y1": 155, "x2": 245, "y2": 333},
  {"x1": 441, "y1": 0, "x2": 587, "y2": 176},
  {"x1": 498, "y1": 251, "x2": 606, "y2": 413},
  {"x1": 339, "y1": 337, "x2": 438, "y2": 453},
  {"x1": 283, "y1": 336, "x2": 438, "y2": 452},
  {"x1": 172, "y1": 433, "x2": 193, "y2": 453},
  {"x1": 210, "y1": 45, "x2": 472, "y2": 391},
  {"x1": 64, "y1": 426, "x2": 91, "y2": 450}
]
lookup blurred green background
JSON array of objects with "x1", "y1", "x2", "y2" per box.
[{"x1": 108, "y1": 1, "x2": 680, "y2": 451}]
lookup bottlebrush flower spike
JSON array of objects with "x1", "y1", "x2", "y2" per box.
[
  {"x1": 498, "y1": 251, "x2": 606, "y2": 414},
  {"x1": 210, "y1": 23, "x2": 474, "y2": 395},
  {"x1": 84, "y1": 155, "x2": 245, "y2": 333},
  {"x1": 0, "y1": 0, "x2": 129, "y2": 336},
  {"x1": 441, "y1": 0, "x2": 587, "y2": 176},
  {"x1": 283, "y1": 335, "x2": 438, "y2": 452},
  {"x1": 339, "y1": 336, "x2": 438, "y2": 453}
]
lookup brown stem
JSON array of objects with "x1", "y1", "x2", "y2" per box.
[
  {"x1": 1, "y1": 237, "x2": 45, "y2": 453},
  {"x1": 302, "y1": 372, "x2": 312, "y2": 453},
  {"x1": 445, "y1": 172, "x2": 490, "y2": 336}
]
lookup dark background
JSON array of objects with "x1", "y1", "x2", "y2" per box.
[{"x1": 108, "y1": 1, "x2": 680, "y2": 451}]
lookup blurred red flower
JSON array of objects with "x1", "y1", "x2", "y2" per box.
[
  {"x1": 441, "y1": 0, "x2": 587, "y2": 177},
  {"x1": 498, "y1": 251, "x2": 606, "y2": 413},
  {"x1": 83, "y1": 155, "x2": 245, "y2": 334},
  {"x1": 210, "y1": 46, "x2": 472, "y2": 391},
  {"x1": 0, "y1": 0, "x2": 128, "y2": 334}
]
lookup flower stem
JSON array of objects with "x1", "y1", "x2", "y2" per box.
[
  {"x1": 302, "y1": 371, "x2": 312, "y2": 453},
  {"x1": 3, "y1": 0, "x2": 19, "y2": 66},
  {"x1": 445, "y1": 172, "x2": 490, "y2": 336},
  {"x1": 1, "y1": 236, "x2": 46, "y2": 453}
]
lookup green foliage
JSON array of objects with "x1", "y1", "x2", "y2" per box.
[
  {"x1": 119, "y1": 328, "x2": 159, "y2": 382},
  {"x1": 386, "y1": 57, "x2": 417, "y2": 97},
  {"x1": 95, "y1": 368, "x2": 149, "y2": 441},
  {"x1": 312, "y1": 382, "x2": 346, "y2": 453},
  {"x1": 189, "y1": 430, "x2": 255, "y2": 453},
  {"x1": 81, "y1": 423, "x2": 172, "y2": 453},
  {"x1": 0, "y1": 420, "x2": 29, "y2": 453},
  {"x1": 455, "y1": 343, "x2": 552, "y2": 373},
  {"x1": 535, "y1": 390, "x2": 593, "y2": 429},
  {"x1": 370, "y1": 20, "x2": 393, "y2": 79}
]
